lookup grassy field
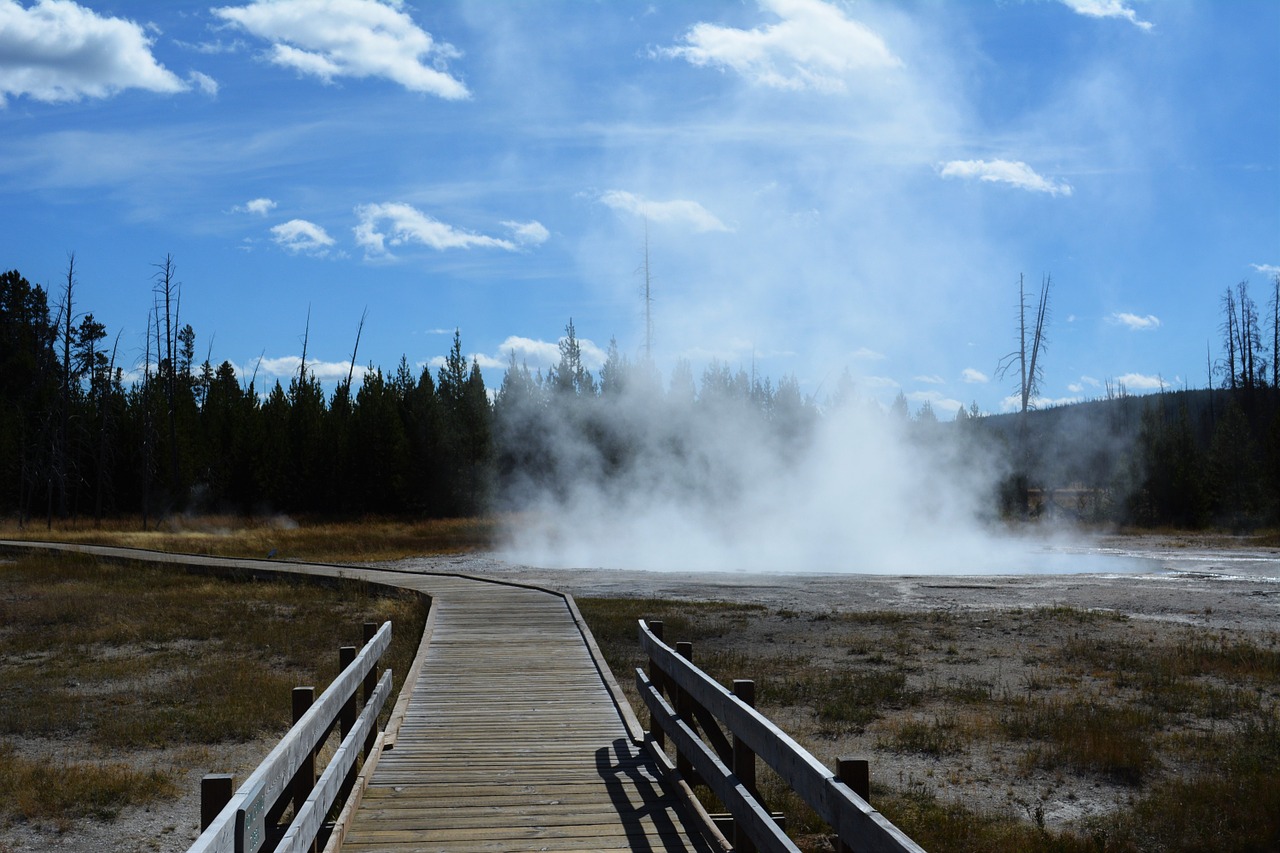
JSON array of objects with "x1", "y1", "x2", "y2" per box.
[
  {"x1": 0, "y1": 549, "x2": 427, "y2": 832},
  {"x1": 576, "y1": 597, "x2": 1280, "y2": 853},
  {"x1": 0, "y1": 514, "x2": 497, "y2": 563}
]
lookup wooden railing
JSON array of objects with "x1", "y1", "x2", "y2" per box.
[
  {"x1": 188, "y1": 621, "x2": 393, "y2": 853},
  {"x1": 637, "y1": 619, "x2": 927, "y2": 853}
]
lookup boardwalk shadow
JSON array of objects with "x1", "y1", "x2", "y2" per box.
[{"x1": 596, "y1": 738, "x2": 713, "y2": 852}]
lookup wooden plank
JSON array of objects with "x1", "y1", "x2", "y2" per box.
[{"x1": 339, "y1": 580, "x2": 718, "y2": 852}]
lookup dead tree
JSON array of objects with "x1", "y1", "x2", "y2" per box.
[
  {"x1": 153, "y1": 255, "x2": 181, "y2": 505},
  {"x1": 996, "y1": 273, "x2": 1052, "y2": 515},
  {"x1": 50, "y1": 252, "x2": 81, "y2": 525},
  {"x1": 1270, "y1": 273, "x2": 1280, "y2": 388},
  {"x1": 1220, "y1": 286, "x2": 1238, "y2": 391}
]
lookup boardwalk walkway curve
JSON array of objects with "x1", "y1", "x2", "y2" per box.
[{"x1": 0, "y1": 542, "x2": 723, "y2": 853}]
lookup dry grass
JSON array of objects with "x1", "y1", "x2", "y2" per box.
[
  {"x1": 0, "y1": 743, "x2": 177, "y2": 827},
  {"x1": 0, "y1": 551, "x2": 427, "y2": 827},
  {"x1": 577, "y1": 597, "x2": 1280, "y2": 853},
  {"x1": 0, "y1": 514, "x2": 496, "y2": 563}
]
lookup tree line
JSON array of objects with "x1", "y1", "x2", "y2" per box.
[
  {"x1": 0, "y1": 263, "x2": 491, "y2": 524},
  {"x1": 0, "y1": 263, "x2": 819, "y2": 527},
  {"x1": 981, "y1": 275, "x2": 1280, "y2": 528},
  {"x1": 2, "y1": 259, "x2": 1278, "y2": 530}
]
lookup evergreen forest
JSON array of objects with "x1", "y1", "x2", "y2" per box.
[{"x1": 2, "y1": 265, "x2": 1278, "y2": 530}]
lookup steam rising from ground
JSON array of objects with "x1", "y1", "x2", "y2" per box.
[{"x1": 495, "y1": 381, "x2": 1077, "y2": 574}]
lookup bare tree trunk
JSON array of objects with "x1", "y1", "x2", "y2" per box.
[
  {"x1": 1271, "y1": 274, "x2": 1279, "y2": 388},
  {"x1": 997, "y1": 273, "x2": 1052, "y2": 517},
  {"x1": 52, "y1": 253, "x2": 79, "y2": 522},
  {"x1": 1206, "y1": 341, "x2": 1216, "y2": 426},
  {"x1": 142, "y1": 309, "x2": 154, "y2": 531},
  {"x1": 642, "y1": 220, "x2": 653, "y2": 362},
  {"x1": 94, "y1": 332, "x2": 121, "y2": 526},
  {"x1": 154, "y1": 255, "x2": 181, "y2": 508},
  {"x1": 345, "y1": 307, "x2": 367, "y2": 390},
  {"x1": 1236, "y1": 281, "x2": 1255, "y2": 390},
  {"x1": 1222, "y1": 287, "x2": 1239, "y2": 391},
  {"x1": 298, "y1": 305, "x2": 311, "y2": 394}
]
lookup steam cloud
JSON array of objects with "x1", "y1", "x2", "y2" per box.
[{"x1": 493, "y1": 378, "x2": 1084, "y2": 575}]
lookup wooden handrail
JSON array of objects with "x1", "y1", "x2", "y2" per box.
[
  {"x1": 277, "y1": 670, "x2": 393, "y2": 853},
  {"x1": 188, "y1": 621, "x2": 393, "y2": 853},
  {"x1": 638, "y1": 619, "x2": 927, "y2": 853}
]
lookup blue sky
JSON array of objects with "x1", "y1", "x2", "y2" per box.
[{"x1": 1, "y1": 0, "x2": 1276, "y2": 415}]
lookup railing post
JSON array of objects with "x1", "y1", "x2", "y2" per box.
[
  {"x1": 838, "y1": 756, "x2": 870, "y2": 800},
  {"x1": 292, "y1": 686, "x2": 316, "y2": 853},
  {"x1": 361, "y1": 622, "x2": 378, "y2": 703},
  {"x1": 361, "y1": 622, "x2": 379, "y2": 758},
  {"x1": 339, "y1": 644, "x2": 359, "y2": 805},
  {"x1": 648, "y1": 620, "x2": 665, "y2": 749},
  {"x1": 675, "y1": 641, "x2": 694, "y2": 778},
  {"x1": 339, "y1": 645, "x2": 358, "y2": 737},
  {"x1": 200, "y1": 773, "x2": 234, "y2": 831},
  {"x1": 835, "y1": 757, "x2": 871, "y2": 853},
  {"x1": 732, "y1": 680, "x2": 758, "y2": 853}
]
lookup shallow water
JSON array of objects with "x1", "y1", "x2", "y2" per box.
[
  {"x1": 938, "y1": 539, "x2": 1280, "y2": 580},
  {"x1": 1090, "y1": 543, "x2": 1280, "y2": 582}
]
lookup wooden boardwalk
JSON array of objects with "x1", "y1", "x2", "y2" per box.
[
  {"x1": 0, "y1": 543, "x2": 721, "y2": 853},
  {"x1": 339, "y1": 576, "x2": 718, "y2": 852}
]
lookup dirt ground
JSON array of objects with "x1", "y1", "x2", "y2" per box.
[{"x1": 5, "y1": 533, "x2": 1277, "y2": 852}]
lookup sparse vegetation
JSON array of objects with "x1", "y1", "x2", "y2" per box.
[
  {"x1": 0, "y1": 744, "x2": 177, "y2": 826},
  {"x1": 579, "y1": 598, "x2": 1280, "y2": 853},
  {"x1": 0, "y1": 550, "x2": 427, "y2": 827},
  {"x1": 0, "y1": 514, "x2": 496, "y2": 563}
]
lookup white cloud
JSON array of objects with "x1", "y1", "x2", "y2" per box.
[
  {"x1": 0, "y1": 0, "x2": 188, "y2": 105},
  {"x1": 469, "y1": 353, "x2": 508, "y2": 371},
  {"x1": 502, "y1": 220, "x2": 551, "y2": 246},
  {"x1": 496, "y1": 335, "x2": 561, "y2": 368},
  {"x1": 960, "y1": 368, "x2": 988, "y2": 384},
  {"x1": 1114, "y1": 372, "x2": 1166, "y2": 391},
  {"x1": 485, "y1": 335, "x2": 608, "y2": 373},
  {"x1": 914, "y1": 374, "x2": 944, "y2": 385},
  {"x1": 1060, "y1": 0, "x2": 1153, "y2": 32},
  {"x1": 353, "y1": 202, "x2": 518, "y2": 257},
  {"x1": 270, "y1": 218, "x2": 335, "y2": 255},
  {"x1": 939, "y1": 159, "x2": 1073, "y2": 197},
  {"x1": 600, "y1": 190, "x2": 730, "y2": 233},
  {"x1": 211, "y1": 0, "x2": 468, "y2": 99},
  {"x1": 861, "y1": 375, "x2": 899, "y2": 389},
  {"x1": 1067, "y1": 375, "x2": 1103, "y2": 394},
  {"x1": 1108, "y1": 311, "x2": 1160, "y2": 330},
  {"x1": 906, "y1": 389, "x2": 962, "y2": 415},
  {"x1": 257, "y1": 355, "x2": 365, "y2": 382},
  {"x1": 236, "y1": 197, "x2": 277, "y2": 216},
  {"x1": 175, "y1": 37, "x2": 246, "y2": 55},
  {"x1": 850, "y1": 347, "x2": 886, "y2": 361},
  {"x1": 1251, "y1": 263, "x2": 1280, "y2": 277},
  {"x1": 656, "y1": 0, "x2": 901, "y2": 93},
  {"x1": 187, "y1": 70, "x2": 219, "y2": 96},
  {"x1": 1001, "y1": 393, "x2": 1081, "y2": 412}
]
